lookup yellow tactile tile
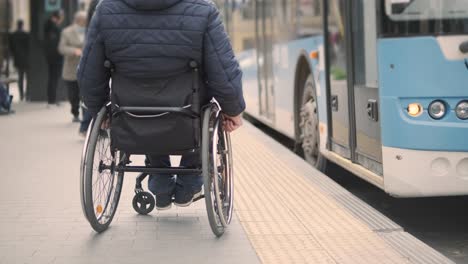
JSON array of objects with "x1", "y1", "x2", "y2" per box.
[{"x1": 231, "y1": 125, "x2": 410, "y2": 263}]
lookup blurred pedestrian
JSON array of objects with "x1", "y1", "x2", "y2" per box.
[
  {"x1": 44, "y1": 10, "x2": 64, "y2": 106},
  {"x1": 9, "y1": 20, "x2": 29, "y2": 101},
  {"x1": 0, "y1": 81, "x2": 13, "y2": 114},
  {"x1": 59, "y1": 12, "x2": 87, "y2": 123}
]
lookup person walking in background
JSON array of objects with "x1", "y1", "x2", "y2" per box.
[
  {"x1": 0, "y1": 81, "x2": 13, "y2": 114},
  {"x1": 9, "y1": 20, "x2": 29, "y2": 101},
  {"x1": 44, "y1": 10, "x2": 64, "y2": 106},
  {"x1": 59, "y1": 12, "x2": 87, "y2": 123}
]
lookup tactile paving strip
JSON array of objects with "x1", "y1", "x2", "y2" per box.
[{"x1": 231, "y1": 122, "x2": 453, "y2": 264}]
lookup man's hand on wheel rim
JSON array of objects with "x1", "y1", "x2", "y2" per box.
[{"x1": 222, "y1": 113, "x2": 243, "y2": 133}]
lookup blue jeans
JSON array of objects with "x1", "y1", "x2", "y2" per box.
[
  {"x1": 80, "y1": 107, "x2": 92, "y2": 133},
  {"x1": 147, "y1": 151, "x2": 203, "y2": 196}
]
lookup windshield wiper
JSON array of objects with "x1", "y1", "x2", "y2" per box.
[{"x1": 393, "y1": 0, "x2": 417, "y2": 14}]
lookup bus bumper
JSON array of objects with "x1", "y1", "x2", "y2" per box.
[{"x1": 383, "y1": 146, "x2": 468, "y2": 197}]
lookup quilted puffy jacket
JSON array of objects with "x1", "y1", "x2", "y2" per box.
[{"x1": 77, "y1": 0, "x2": 245, "y2": 117}]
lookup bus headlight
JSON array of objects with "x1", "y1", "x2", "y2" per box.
[
  {"x1": 428, "y1": 100, "x2": 446, "y2": 119},
  {"x1": 456, "y1": 101, "x2": 468, "y2": 120},
  {"x1": 407, "y1": 103, "x2": 422, "y2": 117}
]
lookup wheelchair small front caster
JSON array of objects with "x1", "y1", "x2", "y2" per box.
[{"x1": 132, "y1": 192, "x2": 155, "y2": 215}]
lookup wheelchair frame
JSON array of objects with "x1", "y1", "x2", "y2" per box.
[{"x1": 80, "y1": 101, "x2": 234, "y2": 237}]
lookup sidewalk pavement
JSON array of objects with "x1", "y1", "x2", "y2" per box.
[
  {"x1": 0, "y1": 102, "x2": 259, "y2": 264},
  {"x1": 0, "y1": 102, "x2": 453, "y2": 264}
]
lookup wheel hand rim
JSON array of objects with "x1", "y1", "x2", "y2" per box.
[{"x1": 211, "y1": 119, "x2": 233, "y2": 227}]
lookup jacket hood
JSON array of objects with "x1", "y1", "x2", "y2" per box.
[{"x1": 122, "y1": 0, "x2": 182, "y2": 10}]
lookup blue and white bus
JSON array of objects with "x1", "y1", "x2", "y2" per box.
[{"x1": 214, "y1": 0, "x2": 468, "y2": 197}]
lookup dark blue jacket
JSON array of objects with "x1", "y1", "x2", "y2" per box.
[{"x1": 77, "y1": 0, "x2": 245, "y2": 117}]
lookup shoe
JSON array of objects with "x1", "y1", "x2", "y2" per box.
[
  {"x1": 72, "y1": 116, "x2": 81, "y2": 123},
  {"x1": 79, "y1": 131, "x2": 86, "y2": 138},
  {"x1": 156, "y1": 194, "x2": 173, "y2": 210},
  {"x1": 174, "y1": 188, "x2": 202, "y2": 207}
]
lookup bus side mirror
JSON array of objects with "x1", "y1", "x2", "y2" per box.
[{"x1": 459, "y1": 41, "x2": 468, "y2": 54}]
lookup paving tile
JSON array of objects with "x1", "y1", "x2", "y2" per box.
[
  {"x1": 1, "y1": 255, "x2": 56, "y2": 264},
  {"x1": 231, "y1": 124, "x2": 423, "y2": 264}
]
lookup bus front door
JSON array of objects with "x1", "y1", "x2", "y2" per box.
[
  {"x1": 325, "y1": 0, "x2": 383, "y2": 176},
  {"x1": 350, "y1": 0, "x2": 383, "y2": 175}
]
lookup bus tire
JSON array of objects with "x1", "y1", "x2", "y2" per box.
[{"x1": 299, "y1": 75, "x2": 328, "y2": 172}]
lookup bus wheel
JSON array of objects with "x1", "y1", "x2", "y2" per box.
[{"x1": 299, "y1": 75, "x2": 328, "y2": 172}]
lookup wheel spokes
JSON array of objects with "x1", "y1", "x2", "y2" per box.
[{"x1": 90, "y1": 128, "x2": 117, "y2": 223}]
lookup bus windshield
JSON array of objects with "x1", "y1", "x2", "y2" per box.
[
  {"x1": 381, "y1": 0, "x2": 468, "y2": 37},
  {"x1": 385, "y1": 0, "x2": 468, "y2": 21}
]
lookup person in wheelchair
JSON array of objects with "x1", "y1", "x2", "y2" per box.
[{"x1": 77, "y1": 0, "x2": 245, "y2": 210}]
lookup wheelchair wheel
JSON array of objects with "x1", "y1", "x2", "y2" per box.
[
  {"x1": 132, "y1": 191, "x2": 155, "y2": 215},
  {"x1": 81, "y1": 107, "x2": 124, "y2": 233},
  {"x1": 202, "y1": 106, "x2": 234, "y2": 237}
]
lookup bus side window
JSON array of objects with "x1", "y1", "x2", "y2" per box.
[{"x1": 328, "y1": 0, "x2": 348, "y2": 82}]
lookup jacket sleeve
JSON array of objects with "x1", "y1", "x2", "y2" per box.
[
  {"x1": 58, "y1": 30, "x2": 76, "y2": 56},
  {"x1": 77, "y1": 8, "x2": 110, "y2": 117},
  {"x1": 203, "y1": 5, "x2": 245, "y2": 117}
]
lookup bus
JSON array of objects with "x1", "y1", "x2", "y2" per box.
[{"x1": 213, "y1": 0, "x2": 468, "y2": 197}]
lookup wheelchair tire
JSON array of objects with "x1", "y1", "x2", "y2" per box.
[
  {"x1": 81, "y1": 106, "x2": 124, "y2": 233},
  {"x1": 132, "y1": 192, "x2": 155, "y2": 215},
  {"x1": 202, "y1": 105, "x2": 234, "y2": 237}
]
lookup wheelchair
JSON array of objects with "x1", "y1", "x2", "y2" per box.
[{"x1": 80, "y1": 61, "x2": 234, "y2": 237}]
